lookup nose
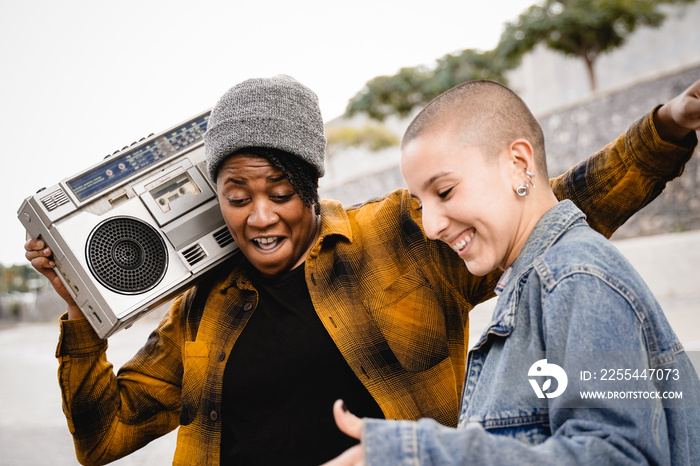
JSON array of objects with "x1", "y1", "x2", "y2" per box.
[
  {"x1": 421, "y1": 203, "x2": 449, "y2": 241},
  {"x1": 247, "y1": 198, "x2": 279, "y2": 229}
]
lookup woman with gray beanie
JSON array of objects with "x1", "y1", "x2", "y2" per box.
[{"x1": 25, "y1": 74, "x2": 698, "y2": 464}]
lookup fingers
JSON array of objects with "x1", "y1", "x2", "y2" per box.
[
  {"x1": 682, "y1": 95, "x2": 700, "y2": 131},
  {"x1": 676, "y1": 79, "x2": 700, "y2": 130},
  {"x1": 24, "y1": 237, "x2": 47, "y2": 252},
  {"x1": 23, "y1": 238, "x2": 80, "y2": 313},
  {"x1": 24, "y1": 239, "x2": 55, "y2": 269},
  {"x1": 321, "y1": 445, "x2": 363, "y2": 466},
  {"x1": 322, "y1": 401, "x2": 366, "y2": 465},
  {"x1": 333, "y1": 399, "x2": 363, "y2": 440},
  {"x1": 654, "y1": 79, "x2": 700, "y2": 141}
]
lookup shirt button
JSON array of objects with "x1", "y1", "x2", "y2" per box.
[
  {"x1": 210, "y1": 410, "x2": 218, "y2": 421},
  {"x1": 243, "y1": 302, "x2": 253, "y2": 312},
  {"x1": 218, "y1": 351, "x2": 226, "y2": 362}
]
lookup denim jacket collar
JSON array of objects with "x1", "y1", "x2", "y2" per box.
[
  {"x1": 508, "y1": 200, "x2": 587, "y2": 285},
  {"x1": 474, "y1": 200, "x2": 587, "y2": 349}
]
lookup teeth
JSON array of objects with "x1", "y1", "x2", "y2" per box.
[
  {"x1": 254, "y1": 237, "x2": 278, "y2": 244},
  {"x1": 452, "y1": 231, "x2": 475, "y2": 252}
]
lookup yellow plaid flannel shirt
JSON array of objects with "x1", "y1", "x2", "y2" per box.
[{"x1": 56, "y1": 109, "x2": 696, "y2": 465}]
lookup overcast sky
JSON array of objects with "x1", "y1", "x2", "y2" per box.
[{"x1": 1, "y1": 0, "x2": 535, "y2": 265}]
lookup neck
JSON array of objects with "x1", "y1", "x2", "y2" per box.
[{"x1": 503, "y1": 190, "x2": 558, "y2": 270}]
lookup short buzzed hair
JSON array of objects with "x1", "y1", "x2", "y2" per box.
[{"x1": 402, "y1": 80, "x2": 548, "y2": 176}]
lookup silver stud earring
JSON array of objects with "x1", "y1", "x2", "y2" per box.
[
  {"x1": 525, "y1": 169, "x2": 536, "y2": 189},
  {"x1": 516, "y1": 184, "x2": 529, "y2": 197}
]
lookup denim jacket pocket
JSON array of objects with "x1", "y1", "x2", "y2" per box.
[
  {"x1": 364, "y1": 269, "x2": 449, "y2": 372},
  {"x1": 180, "y1": 340, "x2": 210, "y2": 426},
  {"x1": 479, "y1": 410, "x2": 551, "y2": 446}
]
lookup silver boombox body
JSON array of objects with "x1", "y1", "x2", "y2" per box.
[{"x1": 17, "y1": 110, "x2": 238, "y2": 338}]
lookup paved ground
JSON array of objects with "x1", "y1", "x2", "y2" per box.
[
  {"x1": 0, "y1": 312, "x2": 177, "y2": 466},
  {"x1": 1, "y1": 230, "x2": 698, "y2": 465}
]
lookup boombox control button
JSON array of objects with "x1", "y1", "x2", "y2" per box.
[{"x1": 88, "y1": 307, "x2": 102, "y2": 325}]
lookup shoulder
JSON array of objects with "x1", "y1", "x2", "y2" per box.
[
  {"x1": 179, "y1": 254, "x2": 245, "y2": 324},
  {"x1": 532, "y1": 224, "x2": 655, "y2": 324},
  {"x1": 536, "y1": 224, "x2": 638, "y2": 287},
  {"x1": 531, "y1": 225, "x2": 663, "y2": 338},
  {"x1": 343, "y1": 189, "x2": 417, "y2": 223},
  {"x1": 323, "y1": 188, "x2": 425, "y2": 244}
]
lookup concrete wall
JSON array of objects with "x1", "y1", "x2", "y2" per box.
[{"x1": 540, "y1": 65, "x2": 700, "y2": 239}]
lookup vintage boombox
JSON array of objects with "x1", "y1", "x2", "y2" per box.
[{"x1": 17, "y1": 110, "x2": 238, "y2": 338}]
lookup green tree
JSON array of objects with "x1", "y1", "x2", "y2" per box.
[
  {"x1": 497, "y1": 0, "x2": 696, "y2": 91},
  {"x1": 345, "y1": 66, "x2": 433, "y2": 121},
  {"x1": 432, "y1": 49, "x2": 509, "y2": 95},
  {"x1": 345, "y1": 49, "x2": 507, "y2": 121}
]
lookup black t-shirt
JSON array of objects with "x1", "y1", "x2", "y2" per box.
[{"x1": 220, "y1": 263, "x2": 384, "y2": 465}]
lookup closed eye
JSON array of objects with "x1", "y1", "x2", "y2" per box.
[
  {"x1": 271, "y1": 193, "x2": 295, "y2": 202},
  {"x1": 227, "y1": 197, "x2": 250, "y2": 206},
  {"x1": 438, "y1": 187, "x2": 453, "y2": 199}
]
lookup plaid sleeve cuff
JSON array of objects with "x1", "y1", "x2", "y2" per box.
[
  {"x1": 56, "y1": 312, "x2": 107, "y2": 357},
  {"x1": 630, "y1": 106, "x2": 698, "y2": 179}
]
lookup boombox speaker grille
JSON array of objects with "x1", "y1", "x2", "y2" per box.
[{"x1": 87, "y1": 217, "x2": 168, "y2": 294}]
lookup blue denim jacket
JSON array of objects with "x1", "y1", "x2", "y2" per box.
[{"x1": 363, "y1": 200, "x2": 700, "y2": 465}]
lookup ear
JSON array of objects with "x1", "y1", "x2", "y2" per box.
[{"x1": 507, "y1": 139, "x2": 536, "y2": 185}]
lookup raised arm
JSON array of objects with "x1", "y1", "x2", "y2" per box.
[
  {"x1": 551, "y1": 79, "x2": 699, "y2": 238},
  {"x1": 55, "y1": 296, "x2": 185, "y2": 464}
]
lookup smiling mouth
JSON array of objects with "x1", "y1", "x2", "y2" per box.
[
  {"x1": 451, "y1": 230, "x2": 475, "y2": 253},
  {"x1": 252, "y1": 236, "x2": 283, "y2": 251}
]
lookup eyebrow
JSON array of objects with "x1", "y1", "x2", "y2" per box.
[
  {"x1": 223, "y1": 177, "x2": 246, "y2": 186},
  {"x1": 423, "y1": 171, "x2": 452, "y2": 190},
  {"x1": 223, "y1": 174, "x2": 288, "y2": 186}
]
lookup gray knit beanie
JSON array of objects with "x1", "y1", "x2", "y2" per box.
[{"x1": 205, "y1": 74, "x2": 326, "y2": 182}]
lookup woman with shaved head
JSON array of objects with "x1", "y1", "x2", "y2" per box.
[{"x1": 328, "y1": 79, "x2": 700, "y2": 466}]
